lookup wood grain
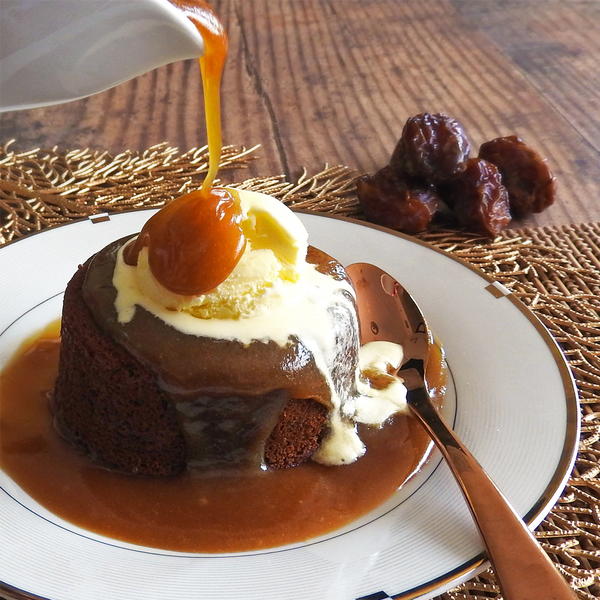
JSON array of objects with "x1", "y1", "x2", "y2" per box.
[{"x1": 1, "y1": 0, "x2": 598, "y2": 228}]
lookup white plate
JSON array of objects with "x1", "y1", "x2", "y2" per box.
[{"x1": 0, "y1": 211, "x2": 578, "y2": 600}]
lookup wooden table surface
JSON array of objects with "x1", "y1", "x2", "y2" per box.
[{"x1": 1, "y1": 0, "x2": 599, "y2": 229}]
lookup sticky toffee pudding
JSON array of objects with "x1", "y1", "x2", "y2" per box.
[
  {"x1": 0, "y1": 0, "x2": 444, "y2": 553},
  {"x1": 0, "y1": 328, "x2": 436, "y2": 552}
]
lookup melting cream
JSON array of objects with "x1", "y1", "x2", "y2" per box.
[
  {"x1": 114, "y1": 243, "x2": 350, "y2": 348},
  {"x1": 354, "y1": 341, "x2": 407, "y2": 425}
]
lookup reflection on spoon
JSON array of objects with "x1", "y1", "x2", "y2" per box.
[{"x1": 346, "y1": 262, "x2": 576, "y2": 600}]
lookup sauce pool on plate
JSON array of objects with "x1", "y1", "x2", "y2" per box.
[{"x1": 0, "y1": 324, "x2": 435, "y2": 553}]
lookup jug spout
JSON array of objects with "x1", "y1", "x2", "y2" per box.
[{"x1": 0, "y1": 0, "x2": 204, "y2": 112}]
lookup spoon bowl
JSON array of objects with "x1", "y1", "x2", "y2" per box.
[{"x1": 346, "y1": 262, "x2": 576, "y2": 600}]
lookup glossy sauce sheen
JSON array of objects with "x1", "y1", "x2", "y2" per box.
[
  {"x1": 84, "y1": 243, "x2": 349, "y2": 472},
  {"x1": 0, "y1": 329, "x2": 434, "y2": 552}
]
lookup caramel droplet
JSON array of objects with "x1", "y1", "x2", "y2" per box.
[{"x1": 125, "y1": 188, "x2": 246, "y2": 296}]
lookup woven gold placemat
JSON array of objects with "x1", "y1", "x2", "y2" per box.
[{"x1": 1, "y1": 142, "x2": 598, "y2": 600}]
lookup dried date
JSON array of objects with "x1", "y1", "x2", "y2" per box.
[
  {"x1": 444, "y1": 158, "x2": 511, "y2": 236},
  {"x1": 479, "y1": 136, "x2": 556, "y2": 217},
  {"x1": 356, "y1": 166, "x2": 440, "y2": 234},
  {"x1": 390, "y1": 113, "x2": 471, "y2": 182}
]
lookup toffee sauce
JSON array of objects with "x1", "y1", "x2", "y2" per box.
[{"x1": 0, "y1": 326, "x2": 434, "y2": 553}]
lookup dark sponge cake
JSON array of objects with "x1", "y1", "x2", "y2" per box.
[
  {"x1": 264, "y1": 399, "x2": 328, "y2": 470},
  {"x1": 52, "y1": 241, "x2": 355, "y2": 477},
  {"x1": 53, "y1": 263, "x2": 187, "y2": 476}
]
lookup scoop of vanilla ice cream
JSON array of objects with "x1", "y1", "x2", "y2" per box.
[{"x1": 133, "y1": 189, "x2": 309, "y2": 319}]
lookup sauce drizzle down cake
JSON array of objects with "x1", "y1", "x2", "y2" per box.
[
  {"x1": 51, "y1": 2, "x2": 407, "y2": 477},
  {"x1": 53, "y1": 189, "x2": 408, "y2": 476}
]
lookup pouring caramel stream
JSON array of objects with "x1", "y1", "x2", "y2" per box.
[
  {"x1": 124, "y1": 1, "x2": 243, "y2": 295},
  {"x1": 170, "y1": 0, "x2": 227, "y2": 193}
]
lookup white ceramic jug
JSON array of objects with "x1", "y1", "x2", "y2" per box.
[{"x1": 0, "y1": 0, "x2": 204, "y2": 112}]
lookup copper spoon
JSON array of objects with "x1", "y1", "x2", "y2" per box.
[{"x1": 346, "y1": 262, "x2": 576, "y2": 600}]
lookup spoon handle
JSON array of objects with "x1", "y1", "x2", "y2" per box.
[{"x1": 408, "y1": 388, "x2": 576, "y2": 600}]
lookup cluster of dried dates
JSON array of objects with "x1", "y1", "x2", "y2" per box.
[{"x1": 357, "y1": 113, "x2": 556, "y2": 236}]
